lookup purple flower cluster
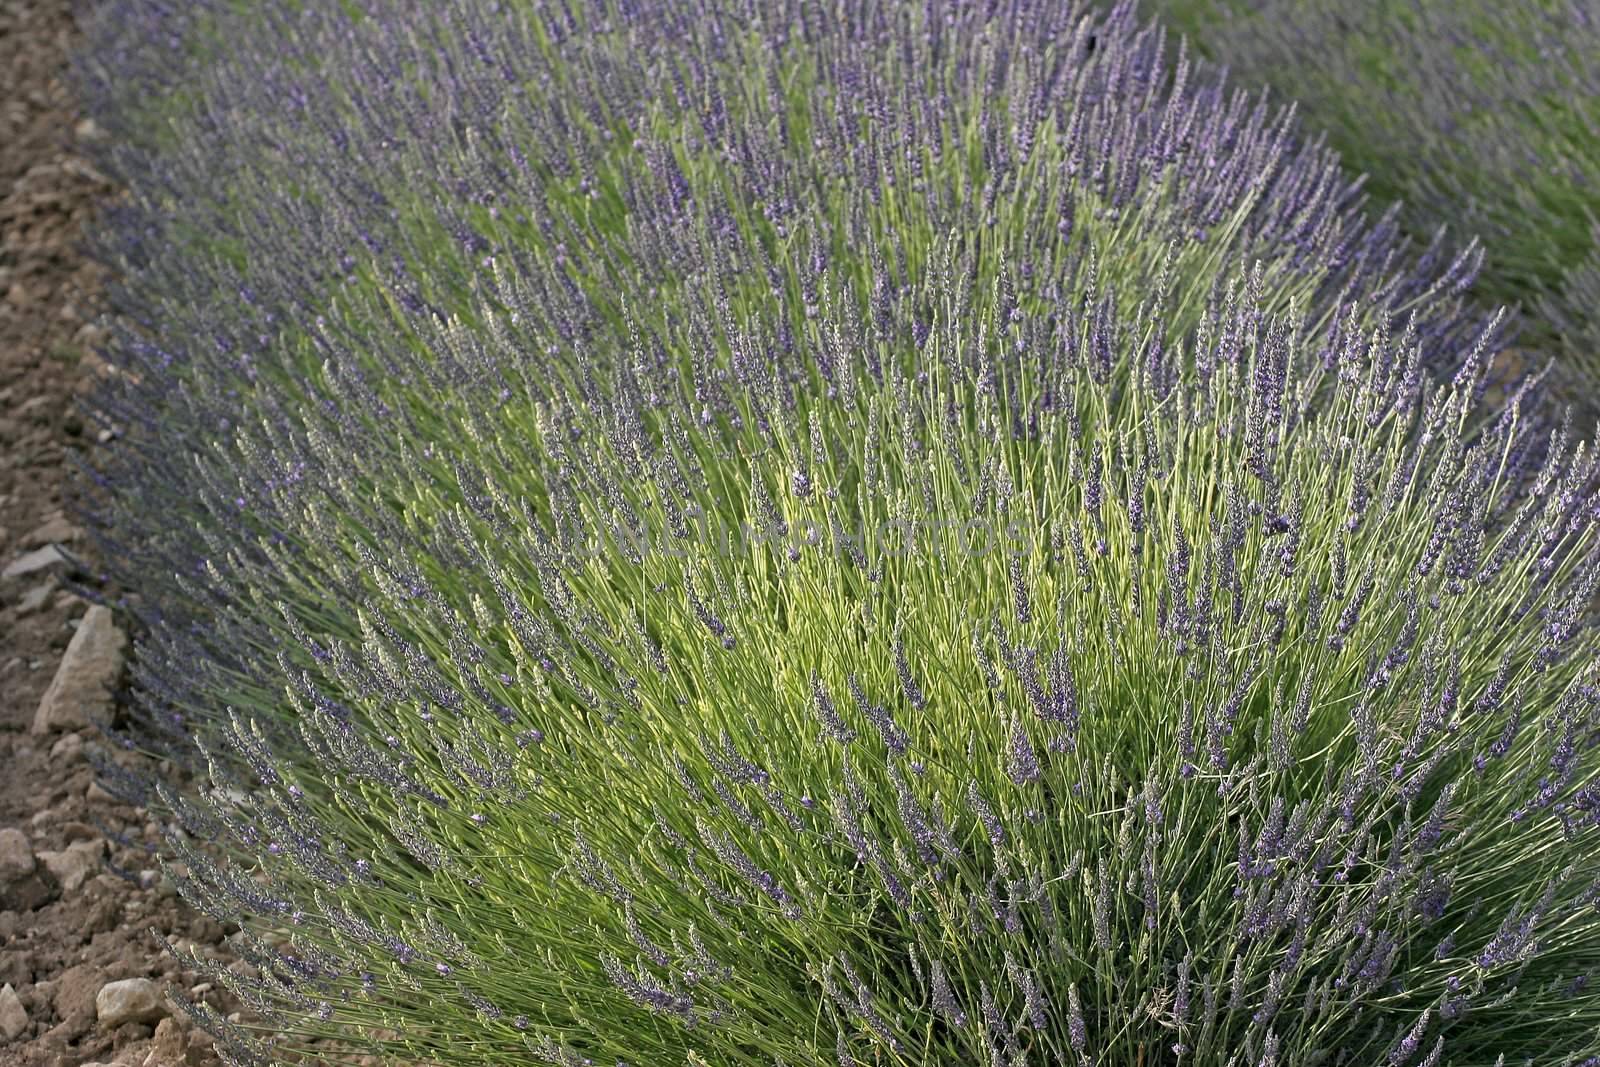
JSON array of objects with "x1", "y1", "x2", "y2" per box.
[
  {"x1": 1154, "y1": 0, "x2": 1600, "y2": 408},
  {"x1": 66, "y1": 0, "x2": 1600, "y2": 1065}
]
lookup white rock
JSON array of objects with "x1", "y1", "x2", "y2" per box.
[
  {"x1": 0, "y1": 982, "x2": 28, "y2": 1041},
  {"x1": 95, "y1": 977, "x2": 165, "y2": 1028},
  {"x1": 38, "y1": 839, "x2": 104, "y2": 893},
  {"x1": 2, "y1": 544, "x2": 64, "y2": 579},
  {"x1": 32, "y1": 604, "x2": 126, "y2": 734}
]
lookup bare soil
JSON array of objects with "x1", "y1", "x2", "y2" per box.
[{"x1": 1, "y1": 2, "x2": 234, "y2": 1064}]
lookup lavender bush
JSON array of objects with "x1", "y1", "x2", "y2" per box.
[
  {"x1": 1146, "y1": 0, "x2": 1600, "y2": 407},
  {"x1": 72, "y1": 1, "x2": 1600, "y2": 1065}
]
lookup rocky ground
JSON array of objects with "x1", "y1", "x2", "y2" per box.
[{"x1": 0, "y1": 2, "x2": 237, "y2": 1064}]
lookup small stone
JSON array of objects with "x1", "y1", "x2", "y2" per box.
[
  {"x1": 15, "y1": 577, "x2": 56, "y2": 615},
  {"x1": 2, "y1": 544, "x2": 64, "y2": 579},
  {"x1": 75, "y1": 322, "x2": 109, "y2": 348},
  {"x1": 0, "y1": 829, "x2": 33, "y2": 883},
  {"x1": 0, "y1": 827, "x2": 56, "y2": 912},
  {"x1": 32, "y1": 605, "x2": 126, "y2": 734},
  {"x1": 37, "y1": 839, "x2": 103, "y2": 893},
  {"x1": 55, "y1": 961, "x2": 102, "y2": 1023},
  {"x1": 16, "y1": 396, "x2": 50, "y2": 420},
  {"x1": 0, "y1": 949, "x2": 25, "y2": 987},
  {"x1": 96, "y1": 977, "x2": 165, "y2": 1028},
  {"x1": 46, "y1": 1008, "x2": 92, "y2": 1043},
  {"x1": 81, "y1": 894, "x2": 121, "y2": 937},
  {"x1": 49, "y1": 731, "x2": 82, "y2": 761},
  {"x1": 0, "y1": 981, "x2": 28, "y2": 1040},
  {"x1": 20, "y1": 514, "x2": 81, "y2": 547},
  {"x1": 143, "y1": 1015, "x2": 186, "y2": 1066}
]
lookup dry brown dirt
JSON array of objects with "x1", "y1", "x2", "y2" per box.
[{"x1": 1, "y1": 2, "x2": 235, "y2": 1064}]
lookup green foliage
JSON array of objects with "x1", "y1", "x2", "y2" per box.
[
  {"x1": 1146, "y1": 0, "x2": 1600, "y2": 402},
  {"x1": 76, "y1": 2, "x2": 1600, "y2": 1065}
]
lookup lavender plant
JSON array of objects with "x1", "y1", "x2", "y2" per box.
[
  {"x1": 72, "y1": 1, "x2": 1600, "y2": 1065},
  {"x1": 1145, "y1": 0, "x2": 1600, "y2": 405}
]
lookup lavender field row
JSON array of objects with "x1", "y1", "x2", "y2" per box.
[{"x1": 69, "y1": 1, "x2": 1600, "y2": 1065}]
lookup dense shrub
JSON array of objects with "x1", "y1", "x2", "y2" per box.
[
  {"x1": 1145, "y1": 0, "x2": 1600, "y2": 407},
  {"x1": 75, "y1": 1, "x2": 1600, "y2": 1065}
]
